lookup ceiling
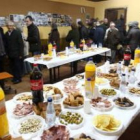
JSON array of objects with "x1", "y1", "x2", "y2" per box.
[{"x1": 87, "y1": 0, "x2": 108, "y2": 2}]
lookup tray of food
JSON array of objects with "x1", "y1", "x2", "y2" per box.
[
  {"x1": 101, "y1": 73, "x2": 118, "y2": 81},
  {"x1": 33, "y1": 102, "x2": 61, "y2": 119},
  {"x1": 63, "y1": 92, "x2": 84, "y2": 109},
  {"x1": 91, "y1": 97, "x2": 113, "y2": 111},
  {"x1": 12, "y1": 103, "x2": 33, "y2": 118},
  {"x1": 15, "y1": 115, "x2": 45, "y2": 140},
  {"x1": 129, "y1": 87, "x2": 140, "y2": 96},
  {"x1": 75, "y1": 74, "x2": 84, "y2": 80},
  {"x1": 59, "y1": 111, "x2": 84, "y2": 129},
  {"x1": 93, "y1": 114, "x2": 123, "y2": 134},
  {"x1": 13, "y1": 92, "x2": 32, "y2": 104},
  {"x1": 114, "y1": 97, "x2": 135, "y2": 109},
  {"x1": 69, "y1": 133, "x2": 98, "y2": 140},
  {"x1": 63, "y1": 78, "x2": 79, "y2": 86},
  {"x1": 43, "y1": 85, "x2": 63, "y2": 102},
  {"x1": 95, "y1": 77, "x2": 109, "y2": 86},
  {"x1": 110, "y1": 77, "x2": 120, "y2": 89},
  {"x1": 99, "y1": 88, "x2": 118, "y2": 97},
  {"x1": 41, "y1": 125, "x2": 69, "y2": 140},
  {"x1": 43, "y1": 55, "x2": 52, "y2": 61}
]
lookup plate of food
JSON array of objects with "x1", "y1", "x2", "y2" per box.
[
  {"x1": 91, "y1": 97, "x2": 113, "y2": 111},
  {"x1": 41, "y1": 125, "x2": 69, "y2": 140},
  {"x1": 101, "y1": 73, "x2": 118, "y2": 81},
  {"x1": 63, "y1": 92, "x2": 84, "y2": 109},
  {"x1": 43, "y1": 85, "x2": 63, "y2": 102},
  {"x1": 129, "y1": 87, "x2": 140, "y2": 96},
  {"x1": 43, "y1": 55, "x2": 52, "y2": 61},
  {"x1": 15, "y1": 115, "x2": 45, "y2": 140},
  {"x1": 70, "y1": 133, "x2": 98, "y2": 140},
  {"x1": 75, "y1": 74, "x2": 84, "y2": 80},
  {"x1": 99, "y1": 88, "x2": 118, "y2": 98},
  {"x1": 95, "y1": 77, "x2": 109, "y2": 86},
  {"x1": 110, "y1": 77, "x2": 120, "y2": 89},
  {"x1": 113, "y1": 97, "x2": 135, "y2": 110},
  {"x1": 33, "y1": 102, "x2": 62, "y2": 119},
  {"x1": 59, "y1": 111, "x2": 84, "y2": 129},
  {"x1": 13, "y1": 92, "x2": 32, "y2": 104},
  {"x1": 12, "y1": 103, "x2": 33, "y2": 118},
  {"x1": 93, "y1": 114, "x2": 123, "y2": 134}
]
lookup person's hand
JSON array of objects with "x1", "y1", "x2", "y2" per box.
[{"x1": 19, "y1": 56, "x2": 22, "y2": 59}]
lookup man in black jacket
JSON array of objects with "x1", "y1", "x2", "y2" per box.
[
  {"x1": 25, "y1": 16, "x2": 41, "y2": 55},
  {"x1": 5, "y1": 21, "x2": 24, "y2": 84}
]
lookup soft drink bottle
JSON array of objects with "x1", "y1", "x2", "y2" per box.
[
  {"x1": 30, "y1": 64, "x2": 44, "y2": 105},
  {"x1": 124, "y1": 45, "x2": 131, "y2": 66}
]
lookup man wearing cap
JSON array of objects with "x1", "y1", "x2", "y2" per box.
[
  {"x1": 127, "y1": 21, "x2": 140, "y2": 58},
  {"x1": 5, "y1": 21, "x2": 24, "y2": 84}
]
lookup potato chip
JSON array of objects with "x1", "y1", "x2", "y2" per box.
[{"x1": 93, "y1": 114, "x2": 121, "y2": 132}]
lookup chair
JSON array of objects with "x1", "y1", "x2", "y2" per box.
[{"x1": 0, "y1": 72, "x2": 17, "y2": 94}]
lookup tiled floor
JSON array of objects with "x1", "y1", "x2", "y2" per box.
[{"x1": 4, "y1": 61, "x2": 140, "y2": 140}]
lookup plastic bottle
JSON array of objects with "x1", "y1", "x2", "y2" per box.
[
  {"x1": 30, "y1": 64, "x2": 44, "y2": 105},
  {"x1": 124, "y1": 45, "x2": 131, "y2": 66},
  {"x1": 85, "y1": 58, "x2": 96, "y2": 97},
  {"x1": 117, "y1": 61, "x2": 122, "y2": 75},
  {"x1": 134, "y1": 46, "x2": 140, "y2": 65},
  {"x1": 128, "y1": 68, "x2": 137, "y2": 85},
  {"x1": 65, "y1": 47, "x2": 69, "y2": 56},
  {"x1": 119, "y1": 74, "x2": 127, "y2": 93},
  {"x1": 48, "y1": 43, "x2": 53, "y2": 56},
  {"x1": 46, "y1": 97, "x2": 56, "y2": 127},
  {"x1": 52, "y1": 48, "x2": 56, "y2": 58},
  {"x1": 53, "y1": 41, "x2": 57, "y2": 50},
  {"x1": 0, "y1": 88, "x2": 11, "y2": 140},
  {"x1": 85, "y1": 78, "x2": 93, "y2": 99},
  {"x1": 70, "y1": 41, "x2": 74, "y2": 48}
]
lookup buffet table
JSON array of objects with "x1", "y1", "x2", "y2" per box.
[
  {"x1": 5, "y1": 63, "x2": 140, "y2": 140},
  {"x1": 25, "y1": 47, "x2": 111, "y2": 82}
]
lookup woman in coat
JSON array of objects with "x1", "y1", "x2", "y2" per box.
[
  {"x1": 48, "y1": 23, "x2": 60, "y2": 52},
  {"x1": 66, "y1": 23, "x2": 80, "y2": 48}
]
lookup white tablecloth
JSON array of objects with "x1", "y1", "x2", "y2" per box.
[
  {"x1": 6, "y1": 63, "x2": 140, "y2": 140},
  {"x1": 25, "y1": 48, "x2": 111, "y2": 69}
]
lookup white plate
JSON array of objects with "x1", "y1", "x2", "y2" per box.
[
  {"x1": 114, "y1": 97, "x2": 136, "y2": 110},
  {"x1": 64, "y1": 104, "x2": 84, "y2": 109},
  {"x1": 95, "y1": 78, "x2": 109, "y2": 86},
  {"x1": 72, "y1": 133, "x2": 99, "y2": 140},
  {"x1": 114, "y1": 103, "x2": 136, "y2": 110},
  {"x1": 99, "y1": 88, "x2": 119, "y2": 98},
  {"x1": 12, "y1": 103, "x2": 34, "y2": 119},
  {"x1": 91, "y1": 101, "x2": 114, "y2": 112},
  {"x1": 93, "y1": 115, "x2": 123, "y2": 135},
  {"x1": 59, "y1": 111, "x2": 84, "y2": 129},
  {"x1": 43, "y1": 84, "x2": 63, "y2": 102},
  {"x1": 13, "y1": 92, "x2": 32, "y2": 104},
  {"x1": 14, "y1": 115, "x2": 45, "y2": 140}
]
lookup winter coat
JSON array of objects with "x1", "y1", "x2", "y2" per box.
[
  {"x1": 5, "y1": 29, "x2": 24, "y2": 58},
  {"x1": 66, "y1": 29, "x2": 80, "y2": 48},
  {"x1": 79, "y1": 26, "x2": 89, "y2": 40},
  {"x1": 127, "y1": 27, "x2": 140, "y2": 51},
  {"x1": 27, "y1": 23, "x2": 41, "y2": 53},
  {"x1": 106, "y1": 29, "x2": 120, "y2": 50},
  {"x1": 48, "y1": 29, "x2": 60, "y2": 50}
]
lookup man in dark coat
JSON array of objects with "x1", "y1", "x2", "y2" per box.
[
  {"x1": 106, "y1": 22, "x2": 120, "y2": 63},
  {"x1": 94, "y1": 21, "x2": 105, "y2": 46},
  {"x1": 66, "y1": 23, "x2": 80, "y2": 48},
  {"x1": 48, "y1": 23, "x2": 60, "y2": 52},
  {"x1": 25, "y1": 16, "x2": 41, "y2": 55},
  {"x1": 126, "y1": 21, "x2": 140, "y2": 59},
  {"x1": 78, "y1": 21, "x2": 89, "y2": 40},
  {"x1": 5, "y1": 21, "x2": 24, "y2": 84}
]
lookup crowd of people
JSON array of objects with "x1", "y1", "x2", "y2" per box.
[{"x1": 0, "y1": 15, "x2": 140, "y2": 85}]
